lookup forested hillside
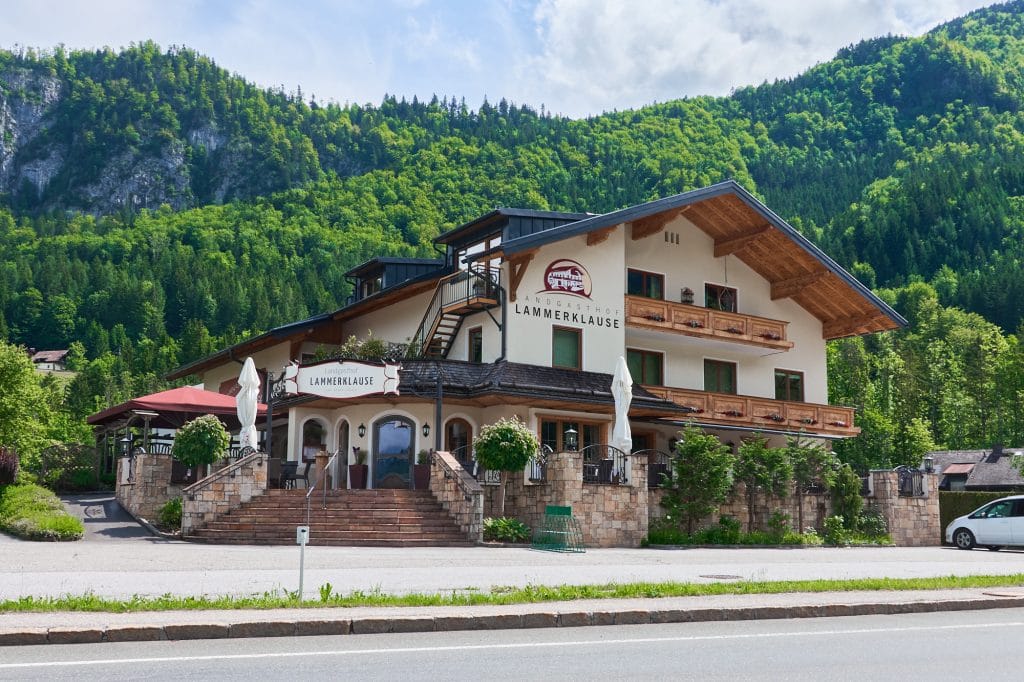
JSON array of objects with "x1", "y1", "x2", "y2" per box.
[{"x1": 2, "y1": 1, "x2": 1024, "y2": 467}]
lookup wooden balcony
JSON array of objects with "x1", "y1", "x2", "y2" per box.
[
  {"x1": 625, "y1": 295, "x2": 793, "y2": 351},
  {"x1": 643, "y1": 385, "x2": 859, "y2": 437}
]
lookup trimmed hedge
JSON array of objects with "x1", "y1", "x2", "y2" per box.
[
  {"x1": 0, "y1": 482, "x2": 84, "y2": 541},
  {"x1": 939, "y1": 491, "x2": 1007, "y2": 541}
]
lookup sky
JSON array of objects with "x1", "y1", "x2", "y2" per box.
[{"x1": 0, "y1": 0, "x2": 997, "y2": 119}]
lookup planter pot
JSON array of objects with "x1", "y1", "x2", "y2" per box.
[
  {"x1": 413, "y1": 463, "x2": 431, "y2": 490},
  {"x1": 348, "y1": 464, "x2": 368, "y2": 489}
]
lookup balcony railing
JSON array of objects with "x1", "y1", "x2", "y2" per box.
[
  {"x1": 643, "y1": 385, "x2": 858, "y2": 437},
  {"x1": 625, "y1": 295, "x2": 793, "y2": 351}
]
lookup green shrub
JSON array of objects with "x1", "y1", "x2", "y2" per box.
[
  {"x1": 823, "y1": 515, "x2": 848, "y2": 546},
  {"x1": 0, "y1": 482, "x2": 84, "y2": 541},
  {"x1": 483, "y1": 517, "x2": 531, "y2": 543},
  {"x1": 173, "y1": 415, "x2": 230, "y2": 468},
  {"x1": 157, "y1": 497, "x2": 182, "y2": 530},
  {"x1": 767, "y1": 510, "x2": 791, "y2": 541},
  {"x1": 857, "y1": 506, "x2": 889, "y2": 538}
]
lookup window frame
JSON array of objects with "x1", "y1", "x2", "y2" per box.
[
  {"x1": 704, "y1": 358, "x2": 737, "y2": 395},
  {"x1": 774, "y1": 369, "x2": 804, "y2": 402},
  {"x1": 539, "y1": 416, "x2": 607, "y2": 452},
  {"x1": 467, "y1": 326, "x2": 483, "y2": 363},
  {"x1": 551, "y1": 326, "x2": 582, "y2": 370},
  {"x1": 627, "y1": 268, "x2": 665, "y2": 300},
  {"x1": 705, "y1": 283, "x2": 737, "y2": 312},
  {"x1": 626, "y1": 347, "x2": 664, "y2": 386}
]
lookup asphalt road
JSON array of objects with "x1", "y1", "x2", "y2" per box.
[{"x1": 4, "y1": 607, "x2": 1024, "y2": 680}]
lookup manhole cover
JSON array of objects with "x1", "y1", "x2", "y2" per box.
[{"x1": 700, "y1": 574, "x2": 743, "y2": 580}]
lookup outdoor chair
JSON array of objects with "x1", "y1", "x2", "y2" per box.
[{"x1": 282, "y1": 461, "x2": 311, "y2": 489}]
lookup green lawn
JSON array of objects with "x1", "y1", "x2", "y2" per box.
[
  {"x1": 0, "y1": 482, "x2": 84, "y2": 541},
  {"x1": 3, "y1": 574, "x2": 1023, "y2": 613}
]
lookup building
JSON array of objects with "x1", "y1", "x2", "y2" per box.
[
  {"x1": 30, "y1": 349, "x2": 69, "y2": 372},
  {"x1": 930, "y1": 445, "x2": 1024, "y2": 492},
  {"x1": 165, "y1": 180, "x2": 905, "y2": 499}
]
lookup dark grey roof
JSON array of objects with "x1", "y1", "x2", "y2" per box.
[
  {"x1": 434, "y1": 208, "x2": 590, "y2": 245},
  {"x1": 344, "y1": 257, "x2": 445, "y2": 278},
  {"x1": 493, "y1": 179, "x2": 907, "y2": 330},
  {"x1": 928, "y1": 448, "x2": 1024, "y2": 489}
]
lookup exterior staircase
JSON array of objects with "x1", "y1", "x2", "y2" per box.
[
  {"x1": 410, "y1": 268, "x2": 502, "y2": 358},
  {"x1": 186, "y1": 489, "x2": 474, "y2": 547}
]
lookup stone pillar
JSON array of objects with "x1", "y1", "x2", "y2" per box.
[{"x1": 315, "y1": 450, "x2": 329, "y2": 489}]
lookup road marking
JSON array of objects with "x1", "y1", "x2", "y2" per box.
[{"x1": 4, "y1": 620, "x2": 1024, "y2": 669}]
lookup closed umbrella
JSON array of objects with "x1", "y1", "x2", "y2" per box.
[
  {"x1": 611, "y1": 355, "x2": 633, "y2": 454},
  {"x1": 237, "y1": 357, "x2": 261, "y2": 450}
]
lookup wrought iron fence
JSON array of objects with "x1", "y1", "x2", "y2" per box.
[
  {"x1": 895, "y1": 465, "x2": 924, "y2": 497},
  {"x1": 580, "y1": 444, "x2": 629, "y2": 485},
  {"x1": 450, "y1": 445, "x2": 479, "y2": 479},
  {"x1": 633, "y1": 449, "x2": 671, "y2": 488},
  {"x1": 530, "y1": 445, "x2": 552, "y2": 483}
]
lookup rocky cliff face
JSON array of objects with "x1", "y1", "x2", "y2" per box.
[{"x1": 0, "y1": 66, "x2": 63, "y2": 197}]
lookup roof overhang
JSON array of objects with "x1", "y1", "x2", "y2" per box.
[{"x1": 494, "y1": 180, "x2": 907, "y2": 339}]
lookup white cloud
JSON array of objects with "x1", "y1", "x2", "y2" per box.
[
  {"x1": 520, "y1": 0, "x2": 994, "y2": 117},
  {"x1": 0, "y1": 0, "x2": 998, "y2": 118}
]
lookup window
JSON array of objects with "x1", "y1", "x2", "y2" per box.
[
  {"x1": 540, "y1": 418, "x2": 604, "y2": 452},
  {"x1": 775, "y1": 369, "x2": 804, "y2": 402},
  {"x1": 705, "y1": 284, "x2": 737, "y2": 312},
  {"x1": 704, "y1": 359, "x2": 737, "y2": 394},
  {"x1": 552, "y1": 326, "x2": 581, "y2": 370},
  {"x1": 360, "y1": 275, "x2": 383, "y2": 299},
  {"x1": 627, "y1": 348, "x2": 663, "y2": 386},
  {"x1": 468, "y1": 327, "x2": 483, "y2": 363},
  {"x1": 627, "y1": 269, "x2": 664, "y2": 299}
]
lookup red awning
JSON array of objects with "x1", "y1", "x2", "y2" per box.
[
  {"x1": 87, "y1": 386, "x2": 268, "y2": 427},
  {"x1": 942, "y1": 463, "x2": 976, "y2": 475}
]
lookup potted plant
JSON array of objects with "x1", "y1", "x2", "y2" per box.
[
  {"x1": 414, "y1": 449, "x2": 431, "y2": 490},
  {"x1": 349, "y1": 446, "x2": 368, "y2": 489}
]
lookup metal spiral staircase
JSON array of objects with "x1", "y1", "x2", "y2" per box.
[{"x1": 409, "y1": 268, "x2": 502, "y2": 358}]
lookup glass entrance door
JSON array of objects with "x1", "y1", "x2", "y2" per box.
[{"x1": 373, "y1": 416, "x2": 414, "y2": 489}]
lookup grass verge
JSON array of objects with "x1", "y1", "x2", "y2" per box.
[
  {"x1": 0, "y1": 482, "x2": 83, "y2": 541},
  {"x1": 2, "y1": 573, "x2": 1023, "y2": 613}
]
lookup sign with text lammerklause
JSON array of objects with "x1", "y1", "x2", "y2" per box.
[{"x1": 284, "y1": 360, "x2": 400, "y2": 399}]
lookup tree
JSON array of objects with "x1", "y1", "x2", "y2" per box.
[
  {"x1": 786, "y1": 435, "x2": 836, "y2": 533},
  {"x1": 829, "y1": 462, "x2": 864, "y2": 530},
  {"x1": 0, "y1": 340, "x2": 53, "y2": 462},
  {"x1": 473, "y1": 417, "x2": 538, "y2": 516},
  {"x1": 734, "y1": 436, "x2": 792, "y2": 532},
  {"x1": 661, "y1": 426, "x2": 735, "y2": 534},
  {"x1": 172, "y1": 414, "x2": 229, "y2": 471}
]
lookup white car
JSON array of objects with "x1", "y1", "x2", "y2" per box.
[{"x1": 946, "y1": 495, "x2": 1024, "y2": 550}]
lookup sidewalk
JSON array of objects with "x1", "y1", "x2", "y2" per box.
[{"x1": 4, "y1": 588, "x2": 1024, "y2": 646}]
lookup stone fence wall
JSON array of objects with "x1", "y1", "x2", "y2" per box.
[
  {"x1": 866, "y1": 470, "x2": 940, "y2": 546},
  {"x1": 493, "y1": 451, "x2": 649, "y2": 547},
  {"x1": 181, "y1": 451, "x2": 268, "y2": 536},
  {"x1": 431, "y1": 451, "x2": 483, "y2": 543},
  {"x1": 649, "y1": 484, "x2": 832, "y2": 534},
  {"x1": 116, "y1": 453, "x2": 188, "y2": 522}
]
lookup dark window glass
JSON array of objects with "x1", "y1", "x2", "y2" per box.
[
  {"x1": 627, "y1": 269, "x2": 664, "y2": 299},
  {"x1": 552, "y1": 327, "x2": 581, "y2": 369},
  {"x1": 705, "y1": 284, "x2": 737, "y2": 312},
  {"x1": 627, "y1": 349, "x2": 663, "y2": 385},
  {"x1": 468, "y1": 327, "x2": 483, "y2": 363},
  {"x1": 540, "y1": 418, "x2": 604, "y2": 451},
  {"x1": 774, "y1": 369, "x2": 804, "y2": 401},
  {"x1": 704, "y1": 359, "x2": 737, "y2": 394}
]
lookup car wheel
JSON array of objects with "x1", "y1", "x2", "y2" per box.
[
  {"x1": 953, "y1": 528, "x2": 975, "y2": 550},
  {"x1": 988, "y1": 545, "x2": 1002, "y2": 551}
]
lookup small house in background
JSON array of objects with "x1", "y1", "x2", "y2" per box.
[
  {"x1": 30, "y1": 349, "x2": 69, "y2": 372},
  {"x1": 930, "y1": 444, "x2": 1024, "y2": 492}
]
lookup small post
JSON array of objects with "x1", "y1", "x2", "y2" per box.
[{"x1": 296, "y1": 525, "x2": 309, "y2": 599}]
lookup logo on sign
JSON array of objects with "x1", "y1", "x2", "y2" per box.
[{"x1": 539, "y1": 259, "x2": 592, "y2": 299}]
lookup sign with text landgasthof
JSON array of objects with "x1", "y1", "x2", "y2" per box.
[{"x1": 283, "y1": 360, "x2": 400, "y2": 399}]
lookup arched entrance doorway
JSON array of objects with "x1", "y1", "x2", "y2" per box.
[
  {"x1": 373, "y1": 415, "x2": 414, "y2": 489},
  {"x1": 335, "y1": 420, "x2": 350, "y2": 489},
  {"x1": 445, "y1": 418, "x2": 473, "y2": 470}
]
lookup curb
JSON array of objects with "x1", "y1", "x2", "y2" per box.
[{"x1": 4, "y1": 595, "x2": 1024, "y2": 646}]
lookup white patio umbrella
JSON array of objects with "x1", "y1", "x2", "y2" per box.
[
  {"x1": 610, "y1": 355, "x2": 633, "y2": 454},
  {"x1": 236, "y1": 356, "x2": 261, "y2": 450}
]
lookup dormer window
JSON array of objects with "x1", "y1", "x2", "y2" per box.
[{"x1": 360, "y1": 275, "x2": 383, "y2": 299}]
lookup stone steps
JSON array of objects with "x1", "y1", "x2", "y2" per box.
[{"x1": 187, "y1": 488, "x2": 472, "y2": 547}]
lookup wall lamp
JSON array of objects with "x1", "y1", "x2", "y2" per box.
[
  {"x1": 422, "y1": 423, "x2": 431, "y2": 438},
  {"x1": 358, "y1": 423, "x2": 366, "y2": 438}
]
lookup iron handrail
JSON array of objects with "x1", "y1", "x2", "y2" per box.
[
  {"x1": 306, "y1": 450, "x2": 341, "y2": 527},
  {"x1": 632, "y1": 448, "x2": 672, "y2": 488}
]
